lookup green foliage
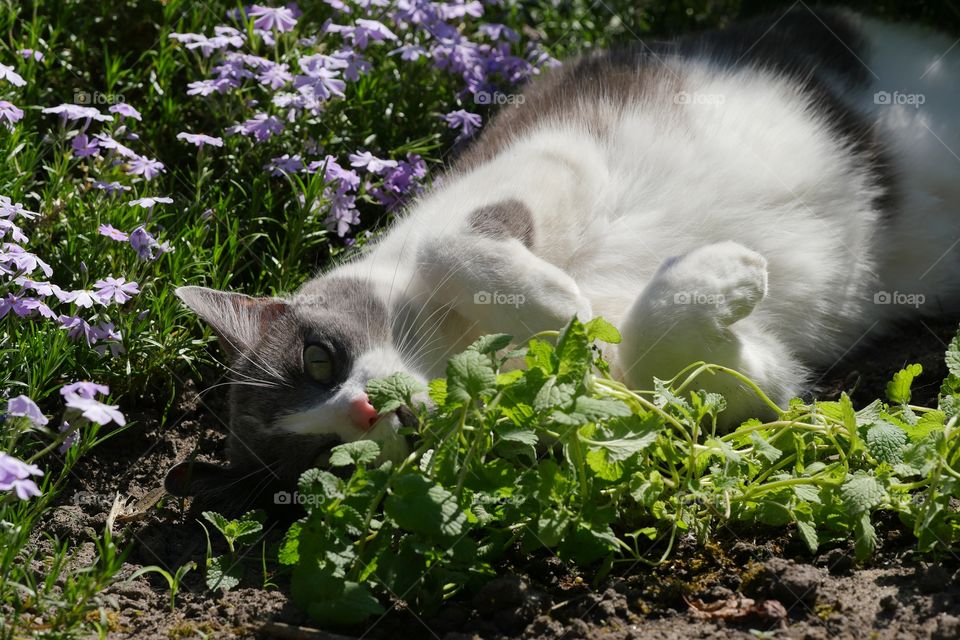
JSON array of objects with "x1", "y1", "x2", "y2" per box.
[
  {"x1": 200, "y1": 510, "x2": 266, "y2": 591},
  {"x1": 283, "y1": 319, "x2": 960, "y2": 625}
]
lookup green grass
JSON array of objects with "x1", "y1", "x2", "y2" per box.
[{"x1": 1, "y1": 0, "x2": 959, "y2": 636}]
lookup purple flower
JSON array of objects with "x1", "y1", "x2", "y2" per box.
[
  {"x1": 60, "y1": 381, "x2": 110, "y2": 400},
  {"x1": 98, "y1": 224, "x2": 129, "y2": 242},
  {"x1": 187, "y1": 79, "x2": 234, "y2": 96},
  {"x1": 71, "y1": 133, "x2": 100, "y2": 158},
  {"x1": 126, "y1": 156, "x2": 165, "y2": 180},
  {"x1": 228, "y1": 113, "x2": 283, "y2": 142},
  {"x1": 478, "y1": 23, "x2": 519, "y2": 42},
  {"x1": 92, "y1": 133, "x2": 136, "y2": 159},
  {"x1": 93, "y1": 322, "x2": 125, "y2": 357},
  {"x1": 176, "y1": 132, "x2": 224, "y2": 148},
  {"x1": 0, "y1": 63, "x2": 26, "y2": 87},
  {"x1": 1, "y1": 244, "x2": 53, "y2": 278},
  {"x1": 325, "y1": 19, "x2": 397, "y2": 50},
  {"x1": 0, "y1": 451, "x2": 43, "y2": 501},
  {"x1": 391, "y1": 44, "x2": 428, "y2": 62},
  {"x1": 257, "y1": 62, "x2": 293, "y2": 89},
  {"x1": 64, "y1": 289, "x2": 99, "y2": 309},
  {"x1": 249, "y1": 5, "x2": 299, "y2": 32},
  {"x1": 129, "y1": 226, "x2": 171, "y2": 261},
  {"x1": 0, "y1": 101, "x2": 23, "y2": 129},
  {"x1": 59, "y1": 314, "x2": 98, "y2": 346},
  {"x1": 442, "y1": 109, "x2": 482, "y2": 139},
  {"x1": 0, "y1": 197, "x2": 37, "y2": 220},
  {"x1": 42, "y1": 104, "x2": 112, "y2": 124},
  {"x1": 58, "y1": 421, "x2": 78, "y2": 454},
  {"x1": 6, "y1": 395, "x2": 48, "y2": 426},
  {"x1": 93, "y1": 276, "x2": 139, "y2": 304},
  {"x1": 18, "y1": 49, "x2": 44, "y2": 61},
  {"x1": 128, "y1": 196, "x2": 173, "y2": 209},
  {"x1": 108, "y1": 103, "x2": 142, "y2": 121},
  {"x1": 64, "y1": 393, "x2": 126, "y2": 426},
  {"x1": 93, "y1": 181, "x2": 131, "y2": 195},
  {"x1": 265, "y1": 154, "x2": 304, "y2": 175},
  {"x1": 349, "y1": 151, "x2": 398, "y2": 174},
  {"x1": 8, "y1": 296, "x2": 56, "y2": 319},
  {"x1": 0, "y1": 218, "x2": 27, "y2": 243}
]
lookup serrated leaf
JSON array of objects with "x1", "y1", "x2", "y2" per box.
[
  {"x1": 947, "y1": 331, "x2": 960, "y2": 377},
  {"x1": 853, "y1": 513, "x2": 877, "y2": 561},
  {"x1": 469, "y1": 333, "x2": 513, "y2": 354},
  {"x1": 629, "y1": 471, "x2": 664, "y2": 507},
  {"x1": 555, "y1": 317, "x2": 591, "y2": 380},
  {"x1": 864, "y1": 422, "x2": 908, "y2": 464},
  {"x1": 329, "y1": 440, "x2": 381, "y2": 468},
  {"x1": 584, "y1": 317, "x2": 621, "y2": 344},
  {"x1": 367, "y1": 372, "x2": 427, "y2": 413},
  {"x1": 796, "y1": 519, "x2": 819, "y2": 554},
  {"x1": 533, "y1": 376, "x2": 575, "y2": 412},
  {"x1": 749, "y1": 432, "x2": 782, "y2": 464},
  {"x1": 446, "y1": 349, "x2": 497, "y2": 403},
  {"x1": 496, "y1": 425, "x2": 538, "y2": 446},
  {"x1": 840, "y1": 474, "x2": 886, "y2": 515},
  {"x1": 305, "y1": 581, "x2": 384, "y2": 626},
  {"x1": 206, "y1": 554, "x2": 242, "y2": 591},
  {"x1": 536, "y1": 508, "x2": 571, "y2": 547},
  {"x1": 385, "y1": 475, "x2": 467, "y2": 541},
  {"x1": 554, "y1": 396, "x2": 632, "y2": 425},
  {"x1": 201, "y1": 511, "x2": 231, "y2": 537},
  {"x1": 886, "y1": 363, "x2": 923, "y2": 404}
]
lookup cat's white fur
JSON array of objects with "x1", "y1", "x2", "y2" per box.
[{"x1": 328, "y1": 14, "x2": 960, "y2": 424}]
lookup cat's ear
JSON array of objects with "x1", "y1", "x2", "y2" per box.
[{"x1": 175, "y1": 286, "x2": 287, "y2": 358}]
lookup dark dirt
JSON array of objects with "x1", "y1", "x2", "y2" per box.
[{"x1": 32, "y1": 317, "x2": 960, "y2": 639}]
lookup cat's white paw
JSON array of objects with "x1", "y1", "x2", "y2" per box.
[{"x1": 651, "y1": 241, "x2": 768, "y2": 328}]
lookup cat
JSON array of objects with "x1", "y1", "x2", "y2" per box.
[{"x1": 165, "y1": 7, "x2": 960, "y2": 514}]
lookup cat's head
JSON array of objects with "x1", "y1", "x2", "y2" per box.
[{"x1": 164, "y1": 276, "x2": 425, "y2": 515}]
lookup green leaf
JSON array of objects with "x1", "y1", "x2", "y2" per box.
[
  {"x1": 886, "y1": 363, "x2": 922, "y2": 404},
  {"x1": 536, "y1": 508, "x2": 571, "y2": 547},
  {"x1": 534, "y1": 376, "x2": 575, "y2": 412},
  {"x1": 367, "y1": 372, "x2": 427, "y2": 413},
  {"x1": 385, "y1": 475, "x2": 468, "y2": 541},
  {"x1": 840, "y1": 474, "x2": 886, "y2": 516},
  {"x1": 629, "y1": 471, "x2": 664, "y2": 508},
  {"x1": 496, "y1": 425, "x2": 538, "y2": 446},
  {"x1": 446, "y1": 349, "x2": 497, "y2": 403},
  {"x1": 555, "y1": 317, "x2": 591, "y2": 380},
  {"x1": 864, "y1": 422, "x2": 908, "y2": 464},
  {"x1": 749, "y1": 432, "x2": 782, "y2": 464},
  {"x1": 329, "y1": 440, "x2": 381, "y2": 468},
  {"x1": 796, "y1": 519, "x2": 819, "y2": 554},
  {"x1": 278, "y1": 522, "x2": 301, "y2": 565},
  {"x1": 853, "y1": 513, "x2": 877, "y2": 561},
  {"x1": 553, "y1": 396, "x2": 632, "y2": 426},
  {"x1": 206, "y1": 554, "x2": 242, "y2": 591},
  {"x1": 584, "y1": 317, "x2": 621, "y2": 344},
  {"x1": 305, "y1": 580, "x2": 384, "y2": 626},
  {"x1": 469, "y1": 333, "x2": 513, "y2": 354},
  {"x1": 947, "y1": 331, "x2": 960, "y2": 377},
  {"x1": 201, "y1": 511, "x2": 231, "y2": 538}
]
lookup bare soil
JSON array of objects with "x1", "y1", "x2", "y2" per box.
[{"x1": 34, "y1": 317, "x2": 960, "y2": 639}]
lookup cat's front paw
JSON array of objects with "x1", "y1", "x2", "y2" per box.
[{"x1": 656, "y1": 241, "x2": 768, "y2": 327}]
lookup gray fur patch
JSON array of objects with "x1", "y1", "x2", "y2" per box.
[{"x1": 467, "y1": 198, "x2": 535, "y2": 248}]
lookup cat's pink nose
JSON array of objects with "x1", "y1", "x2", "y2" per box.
[{"x1": 348, "y1": 395, "x2": 380, "y2": 431}]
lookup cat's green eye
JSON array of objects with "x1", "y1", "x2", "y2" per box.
[{"x1": 303, "y1": 344, "x2": 334, "y2": 384}]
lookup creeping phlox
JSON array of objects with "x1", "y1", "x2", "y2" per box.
[{"x1": 169, "y1": 0, "x2": 555, "y2": 239}]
